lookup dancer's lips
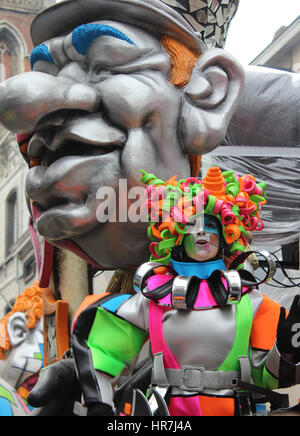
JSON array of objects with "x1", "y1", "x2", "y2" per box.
[{"x1": 196, "y1": 239, "x2": 208, "y2": 246}]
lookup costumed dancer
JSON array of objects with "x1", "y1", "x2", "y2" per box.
[{"x1": 66, "y1": 167, "x2": 300, "y2": 416}]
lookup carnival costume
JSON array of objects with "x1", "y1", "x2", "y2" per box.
[{"x1": 71, "y1": 167, "x2": 300, "y2": 416}]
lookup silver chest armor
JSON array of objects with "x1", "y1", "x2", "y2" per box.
[
  {"x1": 117, "y1": 292, "x2": 241, "y2": 371},
  {"x1": 128, "y1": 255, "x2": 275, "y2": 371},
  {"x1": 161, "y1": 305, "x2": 236, "y2": 370},
  {"x1": 117, "y1": 289, "x2": 265, "y2": 399}
]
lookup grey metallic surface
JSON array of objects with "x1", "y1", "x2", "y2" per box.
[
  {"x1": 0, "y1": 72, "x2": 99, "y2": 133},
  {"x1": 162, "y1": 304, "x2": 236, "y2": 370},
  {"x1": 95, "y1": 371, "x2": 115, "y2": 409},
  {"x1": 225, "y1": 66, "x2": 300, "y2": 149},
  {"x1": 259, "y1": 250, "x2": 277, "y2": 283},
  {"x1": 180, "y1": 49, "x2": 244, "y2": 155},
  {"x1": 133, "y1": 262, "x2": 172, "y2": 293},
  {"x1": 160, "y1": 366, "x2": 239, "y2": 391},
  {"x1": 248, "y1": 289, "x2": 264, "y2": 319},
  {"x1": 0, "y1": 19, "x2": 244, "y2": 269},
  {"x1": 251, "y1": 349, "x2": 269, "y2": 371},
  {"x1": 117, "y1": 292, "x2": 150, "y2": 331},
  {"x1": 171, "y1": 276, "x2": 190, "y2": 310},
  {"x1": 28, "y1": 113, "x2": 126, "y2": 158},
  {"x1": 223, "y1": 270, "x2": 242, "y2": 302},
  {"x1": 117, "y1": 292, "x2": 237, "y2": 371},
  {"x1": 265, "y1": 344, "x2": 281, "y2": 380}
]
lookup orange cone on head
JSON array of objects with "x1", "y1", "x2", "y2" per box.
[{"x1": 202, "y1": 167, "x2": 225, "y2": 196}]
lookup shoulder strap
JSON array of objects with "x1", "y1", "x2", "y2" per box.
[
  {"x1": 218, "y1": 294, "x2": 253, "y2": 372},
  {"x1": 148, "y1": 301, "x2": 180, "y2": 369}
]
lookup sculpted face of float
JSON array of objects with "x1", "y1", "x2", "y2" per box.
[{"x1": 0, "y1": 0, "x2": 243, "y2": 270}]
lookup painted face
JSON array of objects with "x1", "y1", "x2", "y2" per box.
[
  {"x1": 183, "y1": 214, "x2": 220, "y2": 262},
  {"x1": 0, "y1": 317, "x2": 44, "y2": 390},
  {"x1": 23, "y1": 21, "x2": 190, "y2": 269}
]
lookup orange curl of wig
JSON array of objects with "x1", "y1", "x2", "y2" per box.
[{"x1": 0, "y1": 282, "x2": 43, "y2": 360}]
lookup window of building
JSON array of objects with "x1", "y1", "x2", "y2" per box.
[
  {"x1": 23, "y1": 255, "x2": 36, "y2": 283},
  {"x1": 0, "y1": 40, "x2": 10, "y2": 80},
  {"x1": 0, "y1": 24, "x2": 25, "y2": 78},
  {"x1": 6, "y1": 190, "x2": 17, "y2": 256}
]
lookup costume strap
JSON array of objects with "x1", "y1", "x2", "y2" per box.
[
  {"x1": 148, "y1": 300, "x2": 180, "y2": 369},
  {"x1": 148, "y1": 300, "x2": 202, "y2": 416}
]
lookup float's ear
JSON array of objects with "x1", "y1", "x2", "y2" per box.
[
  {"x1": 180, "y1": 49, "x2": 244, "y2": 155},
  {"x1": 6, "y1": 312, "x2": 28, "y2": 347}
]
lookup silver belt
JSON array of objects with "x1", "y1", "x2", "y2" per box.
[
  {"x1": 152, "y1": 352, "x2": 251, "y2": 393},
  {"x1": 162, "y1": 367, "x2": 239, "y2": 392}
]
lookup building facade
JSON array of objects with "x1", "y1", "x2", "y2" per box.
[
  {"x1": 251, "y1": 15, "x2": 300, "y2": 72},
  {"x1": 0, "y1": 0, "x2": 55, "y2": 318}
]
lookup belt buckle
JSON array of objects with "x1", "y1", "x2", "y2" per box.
[{"x1": 179, "y1": 366, "x2": 205, "y2": 392}]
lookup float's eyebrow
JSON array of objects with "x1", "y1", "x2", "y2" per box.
[
  {"x1": 30, "y1": 24, "x2": 136, "y2": 69},
  {"x1": 30, "y1": 44, "x2": 55, "y2": 70},
  {"x1": 71, "y1": 23, "x2": 136, "y2": 55}
]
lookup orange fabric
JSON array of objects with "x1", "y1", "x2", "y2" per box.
[
  {"x1": 189, "y1": 155, "x2": 201, "y2": 177},
  {"x1": 72, "y1": 293, "x2": 109, "y2": 329},
  {"x1": 202, "y1": 167, "x2": 226, "y2": 196},
  {"x1": 124, "y1": 402, "x2": 132, "y2": 415},
  {"x1": 156, "y1": 36, "x2": 201, "y2": 179},
  {"x1": 17, "y1": 386, "x2": 30, "y2": 401},
  {"x1": 160, "y1": 35, "x2": 198, "y2": 88},
  {"x1": 19, "y1": 143, "x2": 29, "y2": 154},
  {"x1": 199, "y1": 395, "x2": 235, "y2": 416},
  {"x1": 250, "y1": 293, "x2": 281, "y2": 350}
]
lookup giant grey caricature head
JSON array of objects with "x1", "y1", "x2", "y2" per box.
[{"x1": 0, "y1": 0, "x2": 244, "y2": 270}]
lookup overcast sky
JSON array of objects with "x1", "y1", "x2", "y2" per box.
[{"x1": 225, "y1": 0, "x2": 300, "y2": 65}]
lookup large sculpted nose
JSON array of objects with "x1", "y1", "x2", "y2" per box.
[
  {"x1": 98, "y1": 74, "x2": 173, "y2": 130},
  {"x1": 0, "y1": 72, "x2": 99, "y2": 133}
]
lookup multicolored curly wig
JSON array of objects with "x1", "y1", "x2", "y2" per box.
[
  {"x1": 0, "y1": 282, "x2": 43, "y2": 360},
  {"x1": 141, "y1": 167, "x2": 267, "y2": 266}
]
